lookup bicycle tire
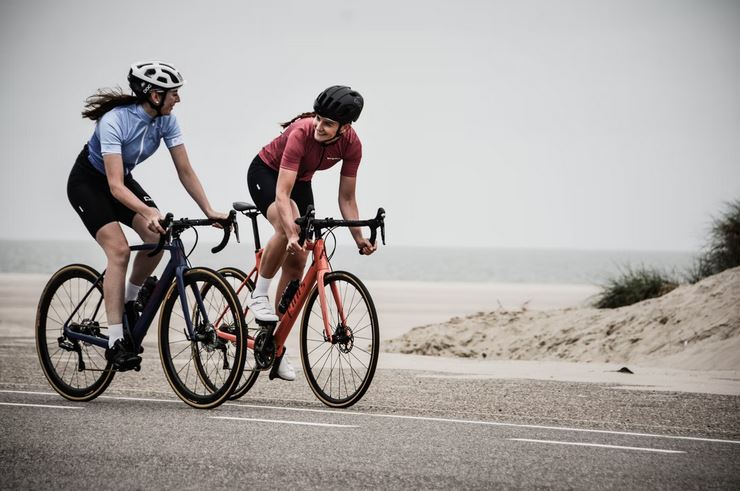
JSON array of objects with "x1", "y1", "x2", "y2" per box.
[
  {"x1": 35, "y1": 264, "x2": 115, "y2": 401},
  {"x1": 216, "y1": 267, "x2": 260, "y2": 400},
  {"x1": 158, "y1": 267, "x2": 246, "y2": 409},
  {"x1": 300, "y1": 270, "x2": 379, "y2": 408}
]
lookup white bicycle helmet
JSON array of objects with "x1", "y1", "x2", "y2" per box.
[{"x1": 128, "y1": 61, "x2": 185, "y2": 98}]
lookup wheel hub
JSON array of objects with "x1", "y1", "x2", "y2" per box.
[{"x1": 332, "y1": 324, "x2": 354, "y2": 354}]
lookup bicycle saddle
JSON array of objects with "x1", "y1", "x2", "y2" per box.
[{"x1": 232, "y1": 202, "x2": 258, "y2": 212}]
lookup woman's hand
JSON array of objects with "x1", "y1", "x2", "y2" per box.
[
  {"x1": 142, "y1": 208, "x2": 166, "y2": 235},
  {"x1": 356, "y1": 237, "x2": 377, "y2": 256},
  {"x1": 206, "y1": 209, "x2": 229, "y2": 229},
  {"x1": 286, "y1": 231, "x2": 304, "y2": 257}
]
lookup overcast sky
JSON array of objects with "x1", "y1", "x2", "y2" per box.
[{"x1": 1, "y1": 0, "x2": 738, "y2": 251}]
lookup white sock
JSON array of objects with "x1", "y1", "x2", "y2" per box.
[
  {"x1": 125, "y1": 280, "x2": 142, "y2": 303},
  {"x1": 252, "y1": 274, "x2": 272, "y2": 298},
  {"x1": 109, "y1": 323, "x2": 124, "y2": 347}
]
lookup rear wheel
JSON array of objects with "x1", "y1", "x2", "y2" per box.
[
  {"x1": 158, "y1": 267, "x2": 246, "y2": 409},
  {"x1": 300, "y1": 271, "x2": 379, "y2": 408},
  {"x1": 35, "y1": 264, "x2": 114, "y2": 401},
  {"x1": 217, "y1": 267, "x2": 260, "y2": 400}
]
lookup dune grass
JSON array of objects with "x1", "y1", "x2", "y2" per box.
[
  {"x1": 687, "y1": 199, "x2": 740, "y2": 283},
  {"x1": 595, "y1": 199, "x2": 739, "y2": 308},
  {"x1": 594, "y1": 266, "x2": 678, "y2": 309}
]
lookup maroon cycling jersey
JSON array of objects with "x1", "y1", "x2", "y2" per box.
[{"x1": 258, "y1": 117, "x2": 362, "y2": 182}]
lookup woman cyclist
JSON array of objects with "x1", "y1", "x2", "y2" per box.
[
  {"x1": 246, "y1": 85, "x2": 376, "y2": 381},
  {"x1": 67, "y1": 61, "x2": 227, "y2": 370}
]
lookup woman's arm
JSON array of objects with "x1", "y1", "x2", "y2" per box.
[
  {"x1": 104, "y1": 154, "x2": 164, "y2": 234},
  {"x1": 169, "y1": 144, "x2": 226, "y2": 220},
  {"x1": 338, "y1": 175, "x2": 376, "y2": 255},
  {"x1": 276, "y1": 169, "x2": 303, "y2": 253}
]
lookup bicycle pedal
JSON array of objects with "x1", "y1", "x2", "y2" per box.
[
  {"x1": 254, "y1": 319, "x2": 277, "y2": 329},
  {"x1": 112, "y1": 355, "x2": 142, "y2": 372}
]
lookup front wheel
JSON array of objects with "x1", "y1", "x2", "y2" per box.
[
  {"x1": 35, "y1": 264, "x2": 114, "y2": 401},
  {"x1": 300, "y1": 271, "x2": 379, "y2": 408},
  {"x1": 158, "y1": 267, "x2": 247, "y2": 409}
]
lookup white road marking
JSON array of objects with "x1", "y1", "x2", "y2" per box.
[
  {"x1": 0, "y1": 390, "x2": 60, "y2": 396},
  {"x1": 225, "y1": 402, "x2": 740, "y2": 445},
  {"x1": 510, "y1": 438, "x2": 686, "y2": 454},
  {"x1": 0, "y1": 402, "x2": 83, "y2": 410},
  {"x1": 2, "y1": 389, "x2": 736, "y2": 445},
  {"x1": 101, "y1": 395, "x2": 179, "y2": 403},
  {"x1": 0, "y1": 390, "x2": 178, "y2": 404},
  {"x1": 211, "y1": 416, "x2": 358, "y2": 428}
]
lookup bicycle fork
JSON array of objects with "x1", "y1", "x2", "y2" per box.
[{"x1": 175, "y1": 267, "x2": 232, "y2": 370}]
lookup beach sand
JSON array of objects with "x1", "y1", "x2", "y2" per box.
[
  {"x1": 3, "y1": 271, "x2": 739, "y2": 395},
  {"x1": 382, "y1": 267, "x2": 740, "y2": 394}
]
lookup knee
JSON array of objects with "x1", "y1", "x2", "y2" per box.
[
  {"x1": 282, "y1": 253, "x2": 307, "y2": 277},
  {"x1": 105, "y1": 243, "x2": 130, "y2": 269},
  {"x1": 138, "y1": 228, "x2": 160, "y2": 244}
]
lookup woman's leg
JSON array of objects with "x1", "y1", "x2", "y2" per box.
[
  {"x1": 95, "y1": 222, "x2": 130, "y2": 337},
  {"x1": 129, "y1": 211, "x2": 164, "y2": 285},
  {"x1": 263, "y1": 200, "x2": 307, "y2": 307}
]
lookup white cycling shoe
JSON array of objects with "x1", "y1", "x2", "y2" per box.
[
  {"x1": 272, "y1": 356, "x2": 296, "y2": 381},
  {"x1": 246, "y1": 294, "x2": 279, "y2": 323}
]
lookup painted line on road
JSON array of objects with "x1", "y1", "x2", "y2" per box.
[
  {"x1": 100, "y1": 395, "x2": 180, "y2": 403},
  {"x1": 0, "y1": 390, "x2": 179, "y2": 405},
  {"x1": 510, "y1": 438, "x2": 686, "y2": 454},
  {"x1": 225, "y1": 402, "x2": 740, "y2": 445},
  {"x1": 0, "y1": 402, "x2": 83, "y2": 410},
  {"x1": 3, "y1": 390, "x2": 737, "y2": 445},
  {"x1": 211, "y1": 416, "x2": 358, "y2": 428},
  {"x1": 0, "y1": 390, "x2": 63, "y2": 396}
]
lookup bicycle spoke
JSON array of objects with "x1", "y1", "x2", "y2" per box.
[
  {"x1": 301, "y1": 271, "x2": 378, "y2": 408},
  {"x1": 159, "y1": 268, "x2": 246, "y2": 409},
  {"x1": 36, "y1": 265, "x2": 114, "y2": 402}
]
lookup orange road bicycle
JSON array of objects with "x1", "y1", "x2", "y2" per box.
[{"x1": 217, "y1": 202, "x2": 386, "y2": 408}]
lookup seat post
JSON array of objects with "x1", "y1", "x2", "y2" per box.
[{"x1": 250, "y1": 214, "x2": 261, "y2": 251}]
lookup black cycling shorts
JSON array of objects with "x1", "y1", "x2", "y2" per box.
[
  {"x1": 67, "y1": 145, "x2": 158, "y2": 238},
  {"x1": 247, "y1": 155, "x2": 314, "y2": 217}
]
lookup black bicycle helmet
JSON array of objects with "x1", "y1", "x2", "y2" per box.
[{"x1": 313, "y1": 86, "x2": 364, "y2": 125}]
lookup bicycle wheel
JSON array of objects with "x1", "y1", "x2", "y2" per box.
[
  {"x1": 158, "y1": 267, "x2": 247, "y2": 409},
  {"x1": 35, "y1": 264, "x2": 115, "y2": 401},
  {"x1": 300, "y1": 270, "x2": 379, "y2": 408},
  {"x1": 217, "y1": 267, "x2": 260, "y2": 400}
]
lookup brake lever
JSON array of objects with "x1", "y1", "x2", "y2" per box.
[
  {"x1": 148, "y1": 213, "x2": 174, "y2": 257},
  {"x1": 296, "y1": 205, "x2": 315, "y2": 247},
  {"x1": 212, "y1": 210, "x2": 237, "y2": 254},
  {"x1": 360, "y1": 207, "x2": 386, "y2": 255},
  {"x1": 377, "y1": 207, "x2": 386, "y2": 245}
]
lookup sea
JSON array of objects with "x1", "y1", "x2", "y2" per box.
[{"x1": 0, "y1": 239, "x2": 696, "y2": 286}]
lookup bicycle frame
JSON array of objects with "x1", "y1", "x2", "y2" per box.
[
  {"x1": 62, "y1": 238, "x2": 211, "y2": 351},
  {"x1": 228, "y1": 237, "x2": 342, "y2": 360}
]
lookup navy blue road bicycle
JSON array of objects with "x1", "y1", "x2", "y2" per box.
[{"x1": 35, "y1": 212, "x2": 247, "y2": 409}]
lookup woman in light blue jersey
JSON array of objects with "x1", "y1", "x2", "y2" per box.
[{"x1": 67, "y1": 61, "x2": 226, "y2": 369}]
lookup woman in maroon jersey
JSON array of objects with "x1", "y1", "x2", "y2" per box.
[{"x1": 245, "y1": 86, "x2": 375, "y2": 381}]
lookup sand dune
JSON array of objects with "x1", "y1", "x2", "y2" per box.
[{"x1": 382, "y1": 267, "x2": 740, "y2": 371}]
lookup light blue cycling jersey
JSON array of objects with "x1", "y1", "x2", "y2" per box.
[{"x1": 87, "y1": 103, "x2": 184, "y2": 175}]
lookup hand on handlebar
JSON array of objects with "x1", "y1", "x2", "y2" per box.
[
  {"x1": 143, "y1": 208, "x2": 166, "y2": 235},
  {"x1": 206, "y1": 209, "x2": 229, "y2": 229},
  {"x1": 286, "y1": 230, "x2": 304, "y2": 256},
  {"x1": 356, "y1": 237, "x2": 376, "y2": 256}
]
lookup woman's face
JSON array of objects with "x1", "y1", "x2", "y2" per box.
[
  {"x1": 313, "y1": 115, "x2": 342, "y2": 142},
  {"x1": 156, "y1": 89, "x2": 180, "y2": 115}
]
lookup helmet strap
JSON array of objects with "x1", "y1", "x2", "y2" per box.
[
  {"x1": 321, "y1": 123, "x2": 345, "y2": 146},
  {"x1": 147, "y1": 90, "x2": 168, "y2": 117}
]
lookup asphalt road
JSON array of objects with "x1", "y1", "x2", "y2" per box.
[{"x1": 2, "y1": 336, "x2": 739, "y2": 489}]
